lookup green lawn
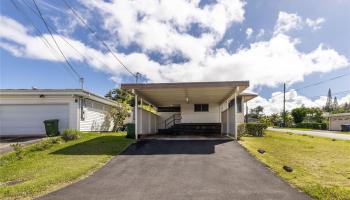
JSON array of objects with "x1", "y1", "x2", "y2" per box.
[
  {"x1": 0, "y1": 132, "x2": 133, "y2": 199},
  {"x1": 240, "y1": 130, "x2": 350, "y2": 200}
]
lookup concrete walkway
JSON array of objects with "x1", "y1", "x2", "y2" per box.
[
  {"x1": 268, "y1": 127, "x2": 350, "y2": 140},
  {"x1": 0, "y1": 137, "x2": 44, "y2": 154},
  {"x1": 40, "y1": 139, "x2": 310, "y2": 200}
]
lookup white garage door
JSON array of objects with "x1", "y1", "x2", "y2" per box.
[{"x1": 0, "y1": 104, "x2": 69, "y2": 136}]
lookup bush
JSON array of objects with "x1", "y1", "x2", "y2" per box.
[
  {"x1": 10, "y1": 143, "x2": 24, "y2": 160},
  {"x1": 245, "y1": 123, "x2": 267, "y2": 137},
  {"x1": 61, "y1": 129, "x2": 81, "y2": 141},
  {"x1": 295, "y1": 122, "x2": 327, "y2": 130},
  {"x1": 237, "y1": 123, "x2": 246, "y2": 140},
  {"x1": 237, "y1": 123, "x2": 267, "y2": 138}
]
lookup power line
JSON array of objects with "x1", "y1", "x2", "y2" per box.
[
  {"x1": 10, "y1": 0, "x2": 78, "y2": 79},
  {"x1": 32, "y1": 0, "x2": 83, "y2": 85},
  {"x1": 20, "y1": 0, "x2": 106, "y2": 67},
  {"x1": 61, "y1": 0, "x2": 137, "y2": 78},
  {"x1": 294, "y1": 72, "x2": 350, "y2": 92},
  {"x1": 271, "y1": 72, "x2": 350, "y2": 98}
]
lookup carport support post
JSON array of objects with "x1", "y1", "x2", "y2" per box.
[
  {"x1": 134, "y1": 90, "x2": 138, "y2": 140},
  {"x1": 234, "y1": 86, "x2": 238, "y2": 140},
  {"x1": 140, "y1": 98, "x2": 143, "y2": 135}
]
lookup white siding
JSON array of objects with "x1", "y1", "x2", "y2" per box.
[
  {"x1": 137, "y1": 108, "x2": 158, "y2": 135},
  {"x1": 79, "y1": 100, "x2": 114, "y2": 132},
  {"x1": 0, "y1": 104, "x2": 69, "y2": 136},
  {"x1": 180, "y1": 103, "x2": 220, "y2": 123}
]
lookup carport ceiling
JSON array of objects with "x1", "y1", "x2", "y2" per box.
[{"x1": 121, "y1": 81, "x2": 249, "y2": 106}]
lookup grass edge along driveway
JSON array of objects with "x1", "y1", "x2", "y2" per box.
[
  {"x1": 239, "y1": 130, "x2": 350, "y2": 200},
  {"x1": 0, "y1": 132, "x2": 134, "y2": 199}
]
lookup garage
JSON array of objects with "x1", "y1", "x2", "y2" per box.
[{"x1": 0, "y1": 104, "x2": 69, "y2": 137}]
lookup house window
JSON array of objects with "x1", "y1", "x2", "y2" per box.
[{"x1": 194, "y1": 104, "x2": 209, "y2": 112}]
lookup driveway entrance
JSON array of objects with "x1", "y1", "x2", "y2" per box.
[{"x1": 40, "y1": 139, "x2": 310, "y2": 200}]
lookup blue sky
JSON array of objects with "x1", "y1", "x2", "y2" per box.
[{"x1": 1, "y1": 0, "x2": 349, "y2": 114}]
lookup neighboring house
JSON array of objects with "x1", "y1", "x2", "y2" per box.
[
  {"x1": 325, "y1": 113, "x2": 350, "y2": 131},
  {"x1": 0, "y1": 89, "x2": 118, "y2": 137},
  {"x1": 121, "y1": 81, "x2": 257, "y2": 139}
]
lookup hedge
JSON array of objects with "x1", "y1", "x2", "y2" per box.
[
  {"x1": 295, "y1": 122, "x2": 327, "y2": 130},
  {"x1": 237, "y1": 123, "x2": 267, "y2": 139}
]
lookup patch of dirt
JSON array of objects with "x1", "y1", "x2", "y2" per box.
[{"x1": 0, "y1": 179, "x2": 25, "y2": 186}]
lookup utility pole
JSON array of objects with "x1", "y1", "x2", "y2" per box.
[
  {"x1": 283, "y1": 83, "x2": 286, "y2": 127},
  {"x1": 80, "y1": 77, "x2": 84, "y2": 90}
]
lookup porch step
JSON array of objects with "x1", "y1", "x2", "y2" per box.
[{"x1": 158, "y1": 123, "x2": 221, "y2": 135}]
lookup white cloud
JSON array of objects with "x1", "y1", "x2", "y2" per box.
[
  {"x1": 0, "y1": 6, "x2": 348, "y2": 89},
  {"x1": 306, "y1": 17, "x2": 325, "y2": 30},
  {"x1": 246, "y1": 27, "x2": 253, "y2": 39},
  {"x1": 256, "y1": 28, "x2": 265, "y2": 39},
  {"x1": 274, "y1": 12, "x2": 303, "y2": 35},
  {"x1": 80, "y1": 0, "x2": 245, "y2": 61},
  {"x1": 248, "y1": 90, "x2": 327, "y2": 115},
  {"x1": 274, "y1": 12, "x2": 326, "y2": 35},
  {"x1": 248, "y1": 90, "x2": 350, "y2": 115}
]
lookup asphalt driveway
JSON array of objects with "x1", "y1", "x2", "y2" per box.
[{"x1": 40, "y1": 139, "x2": 310, "y2": 200}]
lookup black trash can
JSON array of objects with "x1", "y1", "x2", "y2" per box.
[
  {"x1": 43, "y1": 119, "x2": 60, "y2": 137},
  {"x1": 126, "y1": 123, "x2": 135, "y2": 139},
  {"x1": 341, "y1": 124, "x2": 350, "y2": 132}
]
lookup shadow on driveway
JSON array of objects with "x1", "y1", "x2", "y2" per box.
[{"x1": 121, "y1": 140, "x2": 231, "y2": 155}]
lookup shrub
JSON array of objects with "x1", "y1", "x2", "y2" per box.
[
  {"x1": 10, "y1": 143, "x2": 24, "y2": 160},
  {"x1": 61, "y1": 129, "x2": 81, "y2": 141},
  {"x1": 245, "y1": 123, "x2": 267, "y2": 137},
  {"x1": 237, "y1": 123, "x2": 247, "y2": 140},
  {"x1": 295, "y1": 122, "x2": 327, "y2": 130}
]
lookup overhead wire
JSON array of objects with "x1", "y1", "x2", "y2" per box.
[
  {"x1": 32, "y1": 0, "x2": 82, "y2": 81},
  {"x1": 10, "y1": 0, "x2": 77, "y2": 79},
  {"x1": 61, "y1": 0, "x2": 138, "y2": 78}
]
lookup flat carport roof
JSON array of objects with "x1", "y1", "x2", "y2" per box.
[{"x1": 121, "y1": 81, "x2": 250, "y2": 106}]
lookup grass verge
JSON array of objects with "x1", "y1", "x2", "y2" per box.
[
  {"x1": 239, "y1": 130, "x2": 350, "y2": 200},
  {"x1": 0, "y1": 132, "x2": 133, "y2": 199}
]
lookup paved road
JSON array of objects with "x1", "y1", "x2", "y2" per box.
[
  {"x1": 40, "y1": 139, "x2": 309, "y2": 200},
  {"x1": 268, "y1": 127, "x2": 350, "y2": 140}
]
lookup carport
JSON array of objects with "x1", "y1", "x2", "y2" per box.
[{"x1": 121, "y1": 81, "x2": 256, "y2": 139}]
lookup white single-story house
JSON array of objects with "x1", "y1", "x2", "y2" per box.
[
  {"x1": 121, "y1": 81, "x2": 257, "y2": 139},
  {"x1": 325, "y1": 113, "x2": 350, "y2": 131},
  {"x1": 0, "y1": 89, "x2": 118, "y2": 137}
]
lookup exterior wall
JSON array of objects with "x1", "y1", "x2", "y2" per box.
[
  {"x1": 79, "y1": 99, "x2": 114, "y2": 132},
  {"x1": 0, "y1": 95, "x2": 76, "y2": 136},
  {"x1": 220, "y1": 97, "x2": 244, "y2": 137},
  {"x1": 137, "y1": 108, "x2": 158, "y2": 135},
  {"x1": 329, "y1": 115, "x2": 350, "y2": 131},
  {"x1": 180, "y1": 103, "x2": 220, "y2": 123}
]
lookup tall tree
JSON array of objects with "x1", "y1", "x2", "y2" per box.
[
  {"x1": 333, "y1": 96, "x2": 338, "y2": 110},
  {"x1": 324, "y1": 88, "x2": 333, "y2": 112}
]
